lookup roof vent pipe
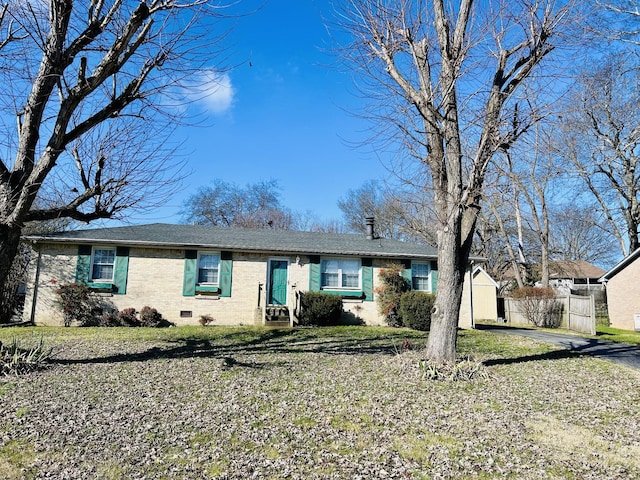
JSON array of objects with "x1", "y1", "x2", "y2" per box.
[{"x1": 365, "y1": 216, "x2": 375, "y2": 240}]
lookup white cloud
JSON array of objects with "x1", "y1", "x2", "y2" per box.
[{"x1": 193, "y1": 70, "x2": 234, "y2": 115}]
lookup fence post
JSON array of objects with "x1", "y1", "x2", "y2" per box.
[
  {"x1": 590, "y1": 294, "x2": 596, "y2": 335},
  {"x1": 566, "y1": 294, "x2": 571, "y2": 331}
]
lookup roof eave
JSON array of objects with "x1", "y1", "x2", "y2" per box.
[
  {"x1": 600, "y1": 247, "x2": 640, "y2": 282},
  {"x1": 25, "y1": 236, "x2": 438, "y2": 259}
]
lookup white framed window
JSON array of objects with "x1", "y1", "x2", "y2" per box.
[
  {"x1": 91, "y1": 248, "x2": 116, "y2": 281},
  {"x1": 198, "y1": 252, "x2": 220, "y2": 284},
  {"x1": 321, "y1": 258, "x2": 361, "y2": 289},
  {"x1": 412, "y1": 262, "x2": 431, "y2": 292}
]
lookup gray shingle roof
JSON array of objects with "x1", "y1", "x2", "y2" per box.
[
  {"x1": 24, "y1": 223, "x2": 438, "y2": 259},
  {"x1": 548, "y1": 260, "x2": 606, "y2": 280}
]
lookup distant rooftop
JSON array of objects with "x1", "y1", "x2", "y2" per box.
[
  {"x1": 548, "y1": 260, "x2": 606, "y2": 280},
  {"x1": 500, "y1": 260, "x2": 606, "y2": 281},
  {"x1": 24, "y1": 223, "x2": 439, "y2": 259}
]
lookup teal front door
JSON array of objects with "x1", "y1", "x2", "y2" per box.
[{"x1": 268, "y1": 260, "x2": 288, "y2": 305}]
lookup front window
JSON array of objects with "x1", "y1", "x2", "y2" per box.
[
  {"x1": 321, "y1": 258, "x2": 361, "y2": 289},
  {"x1": 198, "y1": 253, "x2": 220, "y2": 284},
  {"x1": 91, "y1": 248, "x2": 116, "y2": 281},
  {"x1": 412, "y1": 263, "x2": 431, "y2": 291}
]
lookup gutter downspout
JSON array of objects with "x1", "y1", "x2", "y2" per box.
[
  {"x1": 468, "y1": 262, "x2": 475, "y2": 329},
  {"x1": 29, "y1": 244, "x2": 42, "y2": 324}
]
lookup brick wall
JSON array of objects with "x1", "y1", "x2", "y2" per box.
[
  {"x1": 606, "y1": 259, "x2": 640, "y2": 331},
  {"x1": 24, "y1": 243, "x2": 473, "y2": 328}
]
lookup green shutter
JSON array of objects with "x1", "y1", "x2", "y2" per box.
[
  {"x1": 401, "y1": 259, "x2": 412, "y2": 286},
  {"x1": 75, "y1": 245, "x2": 92, "y2": 285},
  {"x1": 362, "y1": 258, "x2": 373, "y2": 302},
  {"x1": 113, "y1": 247, "x2": 129, "y2": 294},
  {"x1": 431, "y1": 260, "x2": 438, "y2": 293},
  {"x1": 183, "y1": 250, "x2": 197, "y2": 296},
  {"x1": 309, "y1": 255, "x2": 321, "y2": 291},
  {"x1": 219, "y1": 251, "x2": 233, "y2": 297}
]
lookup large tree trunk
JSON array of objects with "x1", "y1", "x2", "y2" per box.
[
  {"x1": 426, "y1": 225, "x2": 466, "y2": 363},
  {"x1": 0, "y1": 224, "x2": 23, "y2": 294},
  {"x1": 425, "y1": 202, "x2": 477, "y2": 363}
]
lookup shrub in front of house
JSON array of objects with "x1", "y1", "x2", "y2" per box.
[
  {"x1": 54, "y1": 283, "x2": 95, "y2": 327},
  {"x1": 299, "y1": 292, "x2": 343, "y2": 326},
  {"x1": 400, "y1": 291, "x2": 435, "y2": 331},
  {"x1": 199, "y1": 314, "x2": 215, "y2": 326},
  {"x1": 54, "y1": 283, "x2": 172, "y2": 328},
  {"x1": 97, "y1": 310, "x2": 120, "y2": 327},
  {"x1": 139, "y1": 306, "x2": 167, "y2": 327},
  {"x1": 97, "y1": 306, "x2": 172, "y2": 328},
  {"x1": 116, "y1": 308, "x2": 138, "y2": 326},
  {"x1": 375, "y1": 264, "x2": 410, "y2": 327}
]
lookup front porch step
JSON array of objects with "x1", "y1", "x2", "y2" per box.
[{"x1": 264, "y1": 305, "x2": 291, "y2": 327}]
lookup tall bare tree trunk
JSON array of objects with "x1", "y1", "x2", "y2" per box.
[
  {"x1": 0, "y1": 224, "x2": 22, "y2": 294},
  {"x1": 426, "y1": 218, "x2": 469, "y2": 362}
]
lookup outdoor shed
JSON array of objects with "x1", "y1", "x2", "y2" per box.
[{"x1": 470, "y1": 266, "x2": 498, "y2": 322}]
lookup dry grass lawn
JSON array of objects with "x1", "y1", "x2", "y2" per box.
[{"x1": 0, "y1": 325, "x2": 639, "y2": 479}]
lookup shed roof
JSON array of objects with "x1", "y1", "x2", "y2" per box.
[{"x1": 24, "y1": 223, "x2": 439, "y2": 259}]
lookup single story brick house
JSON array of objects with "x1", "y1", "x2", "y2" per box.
[
  {"x1": 599, "y1": 248, "x2": 640, "y2": 331},
  {"x1": 22, "y1": 223, "x2": 476, "y2": 328}
]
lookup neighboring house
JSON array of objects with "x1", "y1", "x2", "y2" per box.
[
  {"x1": 547, "y1": 260, "x2": 606, "y2": 296},
  {"x1": 600, "y1": 249, "x2": 640, "y2": 331},
  {"x1": 498, "y1": 260, "x2": 606, "y2": 298},
  {"x1": 470, "y1": 266, "x2": 498, "y2": 322},
  {"x1": 22, "y1": 223, "x2": 476, "y2": 328}
]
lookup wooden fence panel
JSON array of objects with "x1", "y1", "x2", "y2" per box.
[
  {"x1": 503, "y1": 295, "x2": 595, "y2": 335},
  {"x1": 503, "y1": 298, "x2": 529, "y2": 326},
  {"x1": 566, "y1": 294, "x2": 596, "y2": 335}
]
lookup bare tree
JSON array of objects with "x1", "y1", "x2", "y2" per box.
[
  {"x1": 337, "y1": 179, "x2": 436, "y2": 242},
  {"x1": 550, "y1": 205, "x2": 619, "y2": 267},
  {"x1": 0, "y1": 1, "x2": 231, "y2": 293},
  {"x1": 339, "y1": 180, "x2": 401, "y2": 238},
  {"x1": 562, "y1": 51, "x2": 640, "y2": 256},
  {"x1": 496, "y1": 126, "x2": 567, "y2": 288},
  {"x1": 589, "y1": 0, "x2": 640, "y2": 45},
  {"x1": 182, "y1": 179, "x2": 295, "y2": 229},
  {"x1": 287, "y1": 210, "x2": 350, "y2": 233},
  {"x1": 479, "y1": 175, "x2": 528, "y2": 289},
  {"x1": 337, "y1": 0, "x2": 572, "y2": 362}
]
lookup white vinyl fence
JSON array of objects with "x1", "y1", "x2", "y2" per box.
[{"x1": 504, "y1": 294, "x2": 595, "y2": 335}]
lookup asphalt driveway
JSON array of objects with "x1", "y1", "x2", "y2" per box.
[{"x1": 478, "y1": 324, "x2": 640, "y2": 370}]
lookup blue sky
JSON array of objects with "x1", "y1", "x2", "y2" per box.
[{"x1": 126, "y1": 1, "x2": 389, "y2": 226}]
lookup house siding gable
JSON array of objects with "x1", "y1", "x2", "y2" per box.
[{"x1": 606, "y1": 256, "x2": 640, "y2": 330}]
